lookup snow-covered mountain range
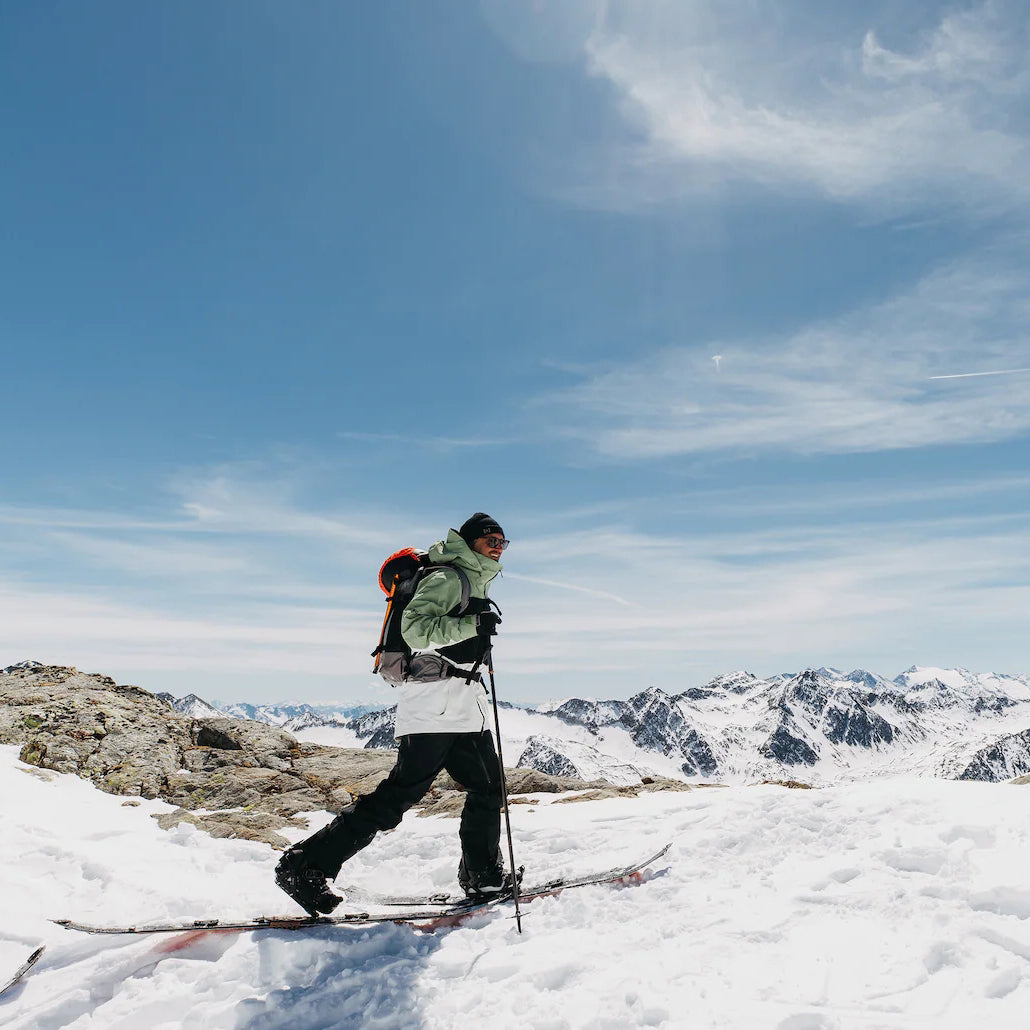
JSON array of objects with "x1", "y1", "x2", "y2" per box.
[
  {"x1": 136, "y1": 664, "x2": 1030, "y2": 786},
  {"x1": 523, "y1": 665, "x2": 1030, "y2": 785},
  {"x1": 9, "y1": 660, "x2": 1030, "y2": 785},
  {"x1": 156, "y1": 695, "x2": 382, "y2": 732}
]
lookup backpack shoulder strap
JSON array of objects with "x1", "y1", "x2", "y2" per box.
[{"x1": 423, "y1": 564, "x2": 471, "y2": 615}]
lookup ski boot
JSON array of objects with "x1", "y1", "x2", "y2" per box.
[
  {"x1": 274, "y1": 848, "x2": 342, "y2": 916},
  {"x1": 458, "y1": 858, "x2": 524, "y2": 900}
]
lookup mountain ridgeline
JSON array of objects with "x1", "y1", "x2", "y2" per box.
[
  {"x1": 152, "y1": 665, "x2": 1030, "y2": 786},
  {"x1": 532, "y1": 666, "x2": 1030, "y2": 783}
]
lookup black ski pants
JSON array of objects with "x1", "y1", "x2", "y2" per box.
[{"x1": 296, "y1": 730, "x2": 503, "y2": 881}]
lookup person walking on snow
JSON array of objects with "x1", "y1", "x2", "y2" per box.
[{"x1": 275, "y1": 513, "x2": 513, "y2": 916}]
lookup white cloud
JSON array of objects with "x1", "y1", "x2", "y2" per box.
[
  {"x1": 2, "y1": 471, "x2": 1029, "y2": 699},
  {"x1": 167, "y1": 468, "x2": 407, "y2": 549},
  {"x1": 0, "y1": 460, "x2": 532, "y2": 697},
  {"x1": 860, "y1": 6, "x2": 1025, "y2": 89},
  {"x1": 44, "y1": 531, "x2": 260, "y2": 579},
  {"x1": 497, "y1": 508, "x2": 1030, "y2": 688},
  {"x1": 536, "y1": 236, "x2": 1030, "y2": 459},
  {"x1": 0, "y1": 464, "x2": 411, "y2": 693},
  {"x1": 575, "y1": 1, "x2": 1030, "y2": 208},
  {"x1": 0, "y1": 582, "x2": 379, "y2": 679},
  {"x1": 336, "y1": 431, "x2": 513, "y2": 451}
]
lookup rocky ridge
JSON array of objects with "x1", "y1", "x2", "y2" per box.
[{"x1": 0, "y1": 665, "x2": 689, "y2": 848}]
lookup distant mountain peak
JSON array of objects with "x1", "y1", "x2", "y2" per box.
[
  {"x1": 517, "y1": 735, "x2": 646, "y2": 787},
  {"x1": 165, "y1": 694, "x2": 224, "y2": 719},
  {"x1": 1, "y1": 660, "x2": 47, "y2": 674}
]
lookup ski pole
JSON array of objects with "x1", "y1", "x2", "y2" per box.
[{"x1": 486, "y1": 645, "x2": 523, "y2": 933}]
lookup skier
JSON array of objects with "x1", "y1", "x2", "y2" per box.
[{"x1": 275, "y1": 513, "x2": 513, "y2": 916}]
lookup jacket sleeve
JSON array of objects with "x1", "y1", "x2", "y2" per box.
[{"x1": 400, "y1": 568, "x2": 478, "y2": 651}]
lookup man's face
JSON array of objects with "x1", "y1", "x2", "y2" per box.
[{"x1": 473, "y1": 534, "x2": 507, "y2": 561}]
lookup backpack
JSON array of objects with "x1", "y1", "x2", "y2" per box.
[{"x1": 371, "y1": 548, "x2": 472, "y2": 685}]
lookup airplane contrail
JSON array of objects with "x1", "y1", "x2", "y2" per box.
[{"x1": 929, "y1": 367, "x2": 1030, "y2": 380}]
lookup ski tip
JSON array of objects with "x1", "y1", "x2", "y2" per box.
[
  {"x1": 0, "y1": 944, "x2": 45, "y2": 998},
  {"x1": 650, "y1": 843, "x2": 673, "y2": 866}
]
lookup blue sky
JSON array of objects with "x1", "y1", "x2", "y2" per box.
[{"x1": 2, "y1": 0, "x2": 1029, "y2": 704}]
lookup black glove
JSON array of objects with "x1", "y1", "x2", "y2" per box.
[{"x1": 476, "y1": 611, "x2": 502, "y2": 639}]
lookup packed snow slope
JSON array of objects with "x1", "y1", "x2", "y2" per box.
[{"x1": 6, "y1": 745, "x2": 1030, "y2": 1029}]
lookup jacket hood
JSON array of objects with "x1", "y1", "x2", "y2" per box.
[{"x1": 428, "y1": 529, "x2": 501, "y2": 587}]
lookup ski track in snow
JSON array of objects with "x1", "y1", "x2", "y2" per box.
[{"x1": 5, "y1": 745, "x2": 1030, "y2": 1028}]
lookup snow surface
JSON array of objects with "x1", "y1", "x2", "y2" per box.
[
  {"x1": 292, "y1": 723, "x2": 366, "y2": 750},
  {"x1": 7, "y1": 746, "x2": 1030, "y2": 1028}
]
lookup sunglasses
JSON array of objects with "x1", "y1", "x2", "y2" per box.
[{"x1": 483, "y1": 535, "x2": 510, "y2": 551}]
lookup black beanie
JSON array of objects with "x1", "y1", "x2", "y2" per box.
[{"x1": 459, "y1": 512, "x2": 505, "y2": 547}]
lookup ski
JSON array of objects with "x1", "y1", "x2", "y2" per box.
[
  {"x1": 51, "y1": 843, "x2": 670, "y2": 936},
  {"x1": 53, "y1": 908, "x2": 494, "y2": 935},
  {"x1": 0, "y1": 946, "x2": 45, "y2": 998},
  {"x1": 344, "y1": 842, "x2": 672, "y2": 907}
]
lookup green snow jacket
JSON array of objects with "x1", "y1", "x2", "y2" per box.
[{"x1": 395, "y1": 530, "x2": 501, "y2": 735}]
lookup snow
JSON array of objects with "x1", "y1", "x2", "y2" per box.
[
  {"x1": 896, "y1": 666, "x2": 973, "y2": 689},
  {"x1": 292, "y1": 723, "x2": 365, "y2": 749},
  {"x1": 518, "y1": 734, "x2": 645, "y2": 786},
  {"x1": 293, "y1": 705, "x2": 691, "y2": 784},
  {"x1": 172, "y1": 694, "x2": 224, "y2": 719},
  {"x1": 893, "y1": 667, "x2": 1030, "y2": 703},
  {"x1": 212, "y1": 667, "x2": 1030, "y2": 789},
  {"x1": 6, "y1": 745, "x2": 1030, "y2": 1027},
  {"x1": 516, "y1": 669, "x2": 1030, "y2": 786}
]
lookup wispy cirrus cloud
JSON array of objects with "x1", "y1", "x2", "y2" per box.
[
  {"x1": 336, "y1": 431, "x2": 514, "y2": 451},
  {"x1": 0, "y1": 465, "x2": 406, "y2": 697},
  {"x1": 0, "y1": 581, "x2": 378, "y2": 680},
  {"x1": 535, "y1": 236, "x2": 1030, "y2": 460},
  {"x1": 497, "y1": 506, "x2": 1030, "y2": 689},
  {"x1": 2, "y1": 465, "x2": 1029, "y2": 698},
  {"x1": 571, "y1": 1, "x2": 1030, "y2": 210}
]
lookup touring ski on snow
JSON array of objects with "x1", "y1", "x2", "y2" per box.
[
  {"x1": 343, "y1": 842, "x2": 672, "y2": 907},
  {"x1": 0, "y1": 946, "x2": 45, "y2": 998},
  {"x1": 52, "y1": 844, "x2": 670, "y2": 936}
]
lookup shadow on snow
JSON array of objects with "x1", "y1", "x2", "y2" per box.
[{"x1": 235, "y1": 922, "x2": 448, "y2": 1030}]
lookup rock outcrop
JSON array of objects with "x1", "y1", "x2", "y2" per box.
[{"x1": 1, "y1": 665, "x2": 680, "y2": 849}]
